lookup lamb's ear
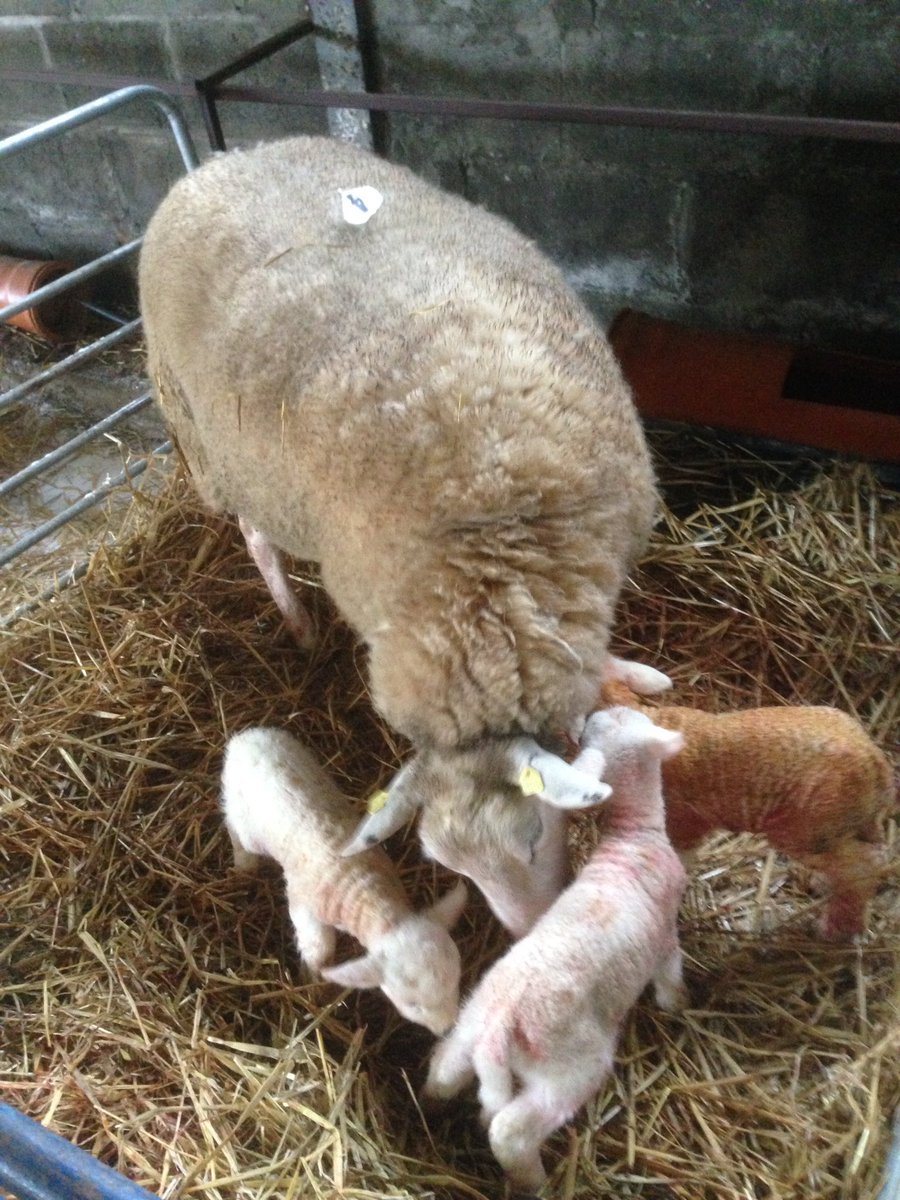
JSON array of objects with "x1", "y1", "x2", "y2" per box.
[
  {"x1": 427, "y1": 879, "x2": 467, "y2": 929},
  {"x1": 340, "y1": 762, "x2": 422, "y2": 857},
  {"x1": 652, "y1": 728, "x2": 685, "y2": 761},
  {"x1": 321, "y1": 955, "x2": 383, "y2": 990},
  {"x1": 604, "y1": 655, "x2": 673, "y2": 696},
  {"x1": 506, "y1": 739, "x2": 612, "y2": 810}
]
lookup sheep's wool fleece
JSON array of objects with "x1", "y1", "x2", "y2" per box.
[{"x1": 139, "y1": 136, "x2": 658, "y2": 747}]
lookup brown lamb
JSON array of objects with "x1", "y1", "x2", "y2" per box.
[{"x1": 597, "y1": 681, "x2": 895, "y2": 939}]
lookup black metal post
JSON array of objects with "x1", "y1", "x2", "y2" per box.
[{"x1": 195, "y1": 18, "x2": 316, "y2": 151}]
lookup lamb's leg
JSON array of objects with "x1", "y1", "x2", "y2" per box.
[
  {"x1": 422, "y1": 1027, "x2": 477, "y2": 1103},
  {"x1": 488, "y1": 1094, "x2": 551, "y2": 1192},
  {"x1": 652, "y1": 939, "x2": 688, "y2": 1012},
  {"x1": 226, "y1": 825, "x2": 263, "y2": 873},
  {"x1": 238, "y1": 518, "x2": 315, "y2": 648},
  {"x1": 473, "y1": 1042, "x2": 515, "y2": 1126},
  {"x1": 288, "y1": 903, "x2": 336, "y2": 971},
  {"x1": 797, "y1": 838, "x2": 886, "y2": 941},
  {"x1": 489, "y1": 1050, "x2": 615, "y2": 1193}
]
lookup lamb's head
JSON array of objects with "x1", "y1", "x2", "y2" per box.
[
  {"x1": 321, "y1": 881, "x2": 467, "y2": 1034},
  {"x1": 582, "y1": 705, "x2": 685, "y2": 782},
  {"x1": 341, "y1": 736, "x2": 612, "y2": 938}
]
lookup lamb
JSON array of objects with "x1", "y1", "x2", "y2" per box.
[
  {"x1": 597, "y1": 680, "x2": 895, "y2": 939},
  {"x1": 139, "y1": 135, "x2": 659, "y2": 863},
  {"x1": 221, "y1": 726, "x2": 467, "y2": 1034},
  {"x1": 421, "y1": 706, "x2": 687, "y2": 1193}
]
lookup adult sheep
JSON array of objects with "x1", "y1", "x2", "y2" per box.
[{"x1": 139, "y1": 135, "x2": 659, "y2": 844}]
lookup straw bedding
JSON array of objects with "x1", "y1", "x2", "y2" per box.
[{"x1": 1, "y1": 426, "x2": 897, "y2": 1199}]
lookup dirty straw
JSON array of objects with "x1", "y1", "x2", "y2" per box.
[{"x1": 1, "y1": 425, "x2": 897, "y2": 1199}]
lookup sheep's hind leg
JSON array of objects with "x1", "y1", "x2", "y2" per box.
[
  {"x1": 489, "y1": 1051, "x2": 614, "y2": 1193},
  {"x1": 487, "y1": 1090, "x2": 561, "y2": 1192},
  {"x1": 652, "y1": 939, "x2": 689, "y2": 1012},
  {"x1": 473, "y1": 1043, "x2": 515, "y2": 1127},
  {"x1": 239, "y1": 518, "x2": 315, "y2": 648}
]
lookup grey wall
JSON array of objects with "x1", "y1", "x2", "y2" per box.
[
  {"x1": 373, "y1": 1, "x2": 899, "y2": 355},
  {"x1": 0, "y1": 1, "x2": 897, "y2": 354},
  {"x1": 0, "y1": 3, "x2": 328, "y2": 274}
]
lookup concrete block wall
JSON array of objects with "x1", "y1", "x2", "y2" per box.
[
  {"x1": 373, "y1": 0, "x2": 900, "y2": 354},
  {"x1": 0, "y1": 4, "x2": 327, "y2": 288},
  {"x1": 0, "y1": 1, "x2": 897, "y2": 353}
]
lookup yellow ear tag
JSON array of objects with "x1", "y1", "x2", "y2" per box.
[
  {"x1": 518, "y1": 766, "x2": 544, "y2": 797},
  {"x1": 366, "y1": 789, "x2": 390, "y2": 814}
]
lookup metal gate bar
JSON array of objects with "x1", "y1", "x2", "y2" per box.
[
  {"x1": 0, "y1": 440, "x2": 172, "y2": 570},
  {"x1": 0, "y1": 240, "x2": 142, "y2": 328},
  {"x1": 0, "y1": 391, "x2": 154, "y2": 499},
  {"x1": 0, "y1": 86, "x2": 197, "y2": 611},
  {"x1": 195, "y1": 16, "x2": 314, "y2": 150},
  {"x1": 0, "y1": 83, "x2": 197, "y2": 168},
  {"x1": 0, "y1": 1101, "x2": 161, "y2": 1200},
  {"x1": 4, "y1": 64, "x2": 897, "y2": 146},
  {"x1": 0, "y1": 318, "x2": 142, "y2": 414}
]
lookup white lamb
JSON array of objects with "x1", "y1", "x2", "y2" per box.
[
  {"x1": 422, "y1": 706, "x2": 687, "y2": 1192},
  {"x1": 221, "y1": 726, "x2": 466, "y2": 1035}
]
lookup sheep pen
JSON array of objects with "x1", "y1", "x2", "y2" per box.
[{"x1": 1, "y1": 424, "x2": 897, "y2": 1200}]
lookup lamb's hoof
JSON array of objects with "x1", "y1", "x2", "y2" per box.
[
  {"x1": 657, "y1": 983, "x2": 690, "y2": 1014},
  {"x1": 818, "y1": 915, "x2": 864, "y2": 943},
  {"x1": 286, "y1": 618, "x2": 316, "y2": 651}
]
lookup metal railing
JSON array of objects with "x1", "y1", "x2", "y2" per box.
[
  {"x1": 2, "y1": 65, "x2": 897, "y2": 151},
  {"x1": 0, "y1": 85, "x2": 199, "y2": 623},
  {"x1": 0, "y1": 1102, "x2": 161, "y2": 1200}
]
